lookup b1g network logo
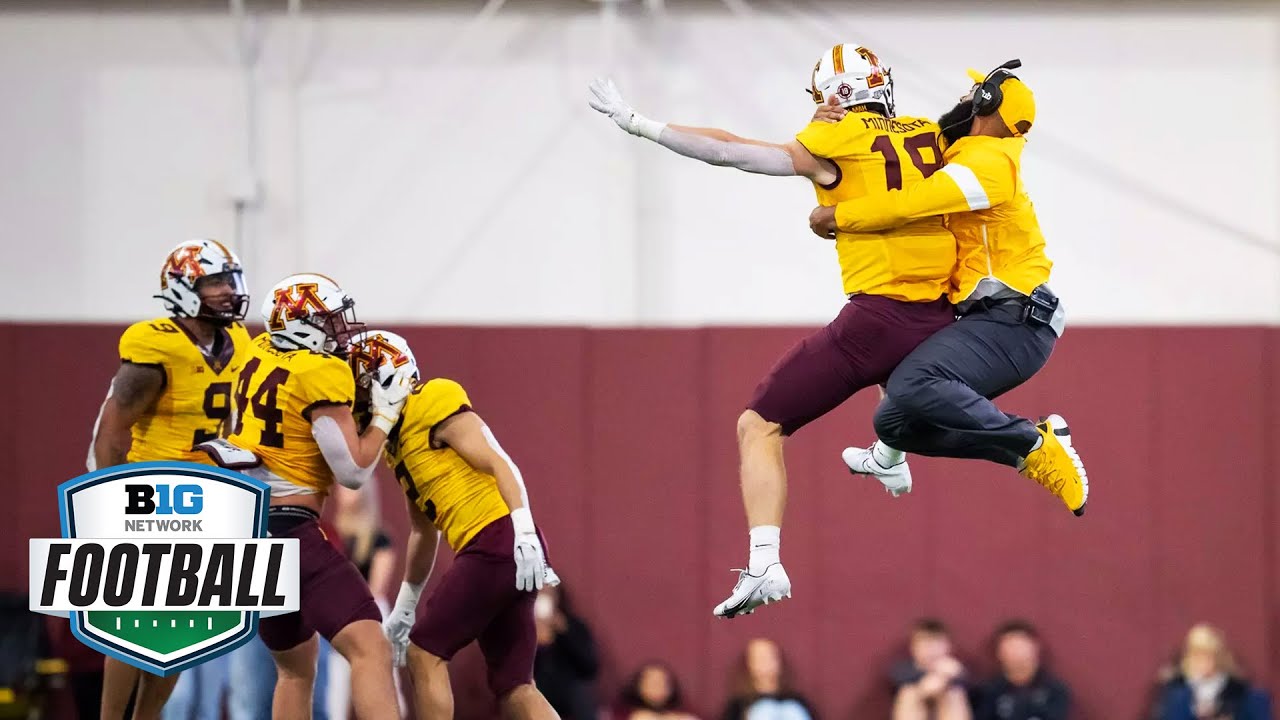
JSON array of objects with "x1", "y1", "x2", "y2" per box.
[{"x1": 29, "y1": 462, "x2": 300, "y2": 675}]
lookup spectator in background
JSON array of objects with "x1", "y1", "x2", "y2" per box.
[
  {"x1": 614, "y1": 662, "x2": 699, "y2": 720},
  {"x1": 327, "y1": 482, "x2": 399, "y2": 720},
  {"x1": 160, "y1": 654, "x2": 229, "y2": 720},
  {"x1": 972, "y1": 620, "x2": 1070, "y2": 720},
  {"x1": 533, "y1": 583, "x2": 600, "y2": 719},
  {"x1": 889, "y1": 618, "x2": 970, "y2": 720},
  {"x1": 1155, "y1": 624, "x2": 1272, "y2": 720},
  {"x1": 721, "y1": 637, "x2": 818, "y2": 720},
  {"x1": 45, "y1": 617, "x2": 105, "y2": 720}
]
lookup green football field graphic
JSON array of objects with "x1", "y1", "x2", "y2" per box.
[{"x1": 85, "y1": 611, "x2": 242, "y2": 654}]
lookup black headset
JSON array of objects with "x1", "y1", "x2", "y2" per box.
[{"x1": 972, "y1": 59, "x2": 1022, "y2": 117}]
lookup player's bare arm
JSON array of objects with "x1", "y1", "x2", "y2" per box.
[
  {"x1": 589, "y1": 78, "x2": 839, "y2": 186},
  {"x1": 92, "y1": 362, "x2": 164, "y2": 469},
  {"x1": 383, "y1": 487, "x2": 442, "y2": 667},
  {"x1": 310, "y1": 371, "x2": 411, "y2": 489},
  {"x1": 311, "y1": 405, "x2": 388, "y2": 466},
  {"x1": 402, "y1": 496, "x2": 441, "y2": 588},
  {"x1": 310, "y1": 405, "x2": 392, "y2": 489},
  {"x1": 435, "y1": 409, "x2": 552, "y2": 591},
  {"x1": 434, "y1": 410, "x2": 528, "y2": 511}
]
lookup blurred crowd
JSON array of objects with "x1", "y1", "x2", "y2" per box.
[
  {"x1": 7, "y1": 489, "x2": 1274, "y2": 720},
  {"x1": 532, "y1": 598, "x2": 1274, "y2": 720}
]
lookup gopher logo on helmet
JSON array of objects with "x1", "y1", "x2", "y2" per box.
[
  {"x1": 267, "y1": 283, "x2": 328, "y2": 331},
  {"x1": 855, "y1": 46, "x2": 886, "y2": 88},
  {"x1": 160, "y1": 246, "x2": 205, "y2": 288},
  {"x1": 349, "y1": 333, "x2": 411, "y2": 379}
]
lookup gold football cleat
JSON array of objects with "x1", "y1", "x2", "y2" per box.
[{"x1": 1020, "y1": 414, "x2": 1088, "y2": 516}]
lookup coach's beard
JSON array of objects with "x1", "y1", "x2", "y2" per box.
[{"x1": 938, "y1": 100, "x2": 975, "y2": 144}]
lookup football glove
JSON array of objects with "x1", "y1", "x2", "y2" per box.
[
  {"x1": 588, "y1": 78, "x2": 664, "y2": 140},
  {"x1": 383, "y1": 581, "x2": 422, "y2": 668},
  {"x1": 369, "y1": 369, "x2": 413, "y2": 434},
  {"x1": 511, "y1": 508, "x2": 547, "y2": 592}
]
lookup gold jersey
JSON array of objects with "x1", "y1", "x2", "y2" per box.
[
  {"x1": 117, "y1": 318, "x2": 251, "y2": 464},
  {"x1": 796, "y1": 112, "x2": 957, "y2": 302},
  {"x1": 385, "y1": 378, "x2": 510, "y2": 552},
  {"x1": 228, "y1": 333, "x2": 356, "y2": 494},
  {"x1": 832, "y1": 135, "x2": 1052, "y2": 308}
]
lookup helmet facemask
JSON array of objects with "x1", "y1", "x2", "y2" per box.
[
  {"x1": 192, "y1": 268, "x2": 250, "y2": 326},
  {"x1": 307, "y1": 297, "x2": 365, "y2": 356},
  {"x1": 347, "y1": 330, "x2": 420, "y2": 396}
]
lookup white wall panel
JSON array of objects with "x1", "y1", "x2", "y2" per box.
[{"x1": 0, "y1": 4, "x2": 1275, "y2": 324}]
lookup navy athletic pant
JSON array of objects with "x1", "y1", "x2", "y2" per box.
[{"x1": 873, "y1": 300, "x2": 1058, "y2": 468}]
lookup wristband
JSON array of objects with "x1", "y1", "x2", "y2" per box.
[
  {"x1": 369, "y1": 411, "x2": 397, "y2": 434},
  {"x1": 510, "y1": 507, "x2": 536, "y2": 536},
  {"x1": 395, "y1": 580, "x2": 424, "y2": 611},
  {"x1": 631, "y1": 114, "x2": 667, "y2": 142}
]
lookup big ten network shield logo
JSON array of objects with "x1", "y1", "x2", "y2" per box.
[{"x1": 29, "y1": 462, "x2": 300, "y2": 675}]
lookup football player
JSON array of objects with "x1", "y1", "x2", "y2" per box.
[
  {"x1": 88, "y1": 239, "x2": 252, "y2": 720},
  {"x1": 348, "y1": 331, "x2": 560, "y2": 720},
  {"x1": 204, "y1": 273, "x2": 409, "y2": 720},
  {"x1": 808, "y1": 61, "x2": 1088, "y2": 515},
  {"x1": 588, "y1": 44, "x2": 957, "y2": 618}
]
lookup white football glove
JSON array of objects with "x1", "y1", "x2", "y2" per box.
[
  {"x1": 510, "y1": 508, "x2": 547, "y2": 592},
  {"x1": 383, "y1": 581, "x2": 422, "y2": 668},
  {"x1": 543, "y1": 565, "x2": 562, "y2": 588},
  {"x1": 588, "y1": 78, "x2": 664, "y2": 140},
  {"x1": 369, "y1": 369, "x2": 414, "y2": 434}
]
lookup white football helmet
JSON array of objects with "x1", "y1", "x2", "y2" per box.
[
  {"x1": 347, "y1": 330, "x2": 420, "y2": 389},
  {"x1": 156, "y1": 239, "x2": 249, "y2": 324},
  {"x1": 809, "y1": 43, "x2": 895, "y2": 117},
  {"x1": 262, "y1": 273, "x2": 364, "y2": 355}
]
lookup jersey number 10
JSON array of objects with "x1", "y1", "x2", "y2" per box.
[{"x1": 870, "y1": 133, "x2": 943, "y2": 190}]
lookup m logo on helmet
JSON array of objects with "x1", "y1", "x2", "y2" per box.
[
  {"x1": 161, "y1": 246, "x2": 205, "y2": 288},
  {"x1": 267, "y1": 283, "x2": 327, "y2": 331},
  {"x1": 350, "y1": 334, "x2": 410, "y2": 378},
  {"x1": 856, "y1": 47, "x2": 886, "y2": 88}
]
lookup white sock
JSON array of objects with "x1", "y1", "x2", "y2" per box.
[
  {"x1": 872, "y1": 441, "x2": 905, "y2": 467},
  {"x1": 1029, "y1": 435, "x2": 1044, "y2": 452},
  {"x1": 748, "y1": 525, "x2": 780, "y2": 574}
]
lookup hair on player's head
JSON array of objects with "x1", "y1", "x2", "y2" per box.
[
  {"x1": 994, "y1": 618, "x2": 1040, "y2": 641},
  {"x1": 730, "y1": 637, "x2": 798, "y2": 699},
  {"x1": 913, "y1": 617, "x2": 950, "y2": 637},
  {"x1": 618, "y1": 661, "x2": 685, "y2": 712}
]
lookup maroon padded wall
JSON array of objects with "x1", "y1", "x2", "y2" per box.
[{"x1": 3, "y1": 323, "x2": 1277, "y2": 720}]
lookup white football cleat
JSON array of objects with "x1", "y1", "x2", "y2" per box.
[
  {"x1": 842, "y1": 446, "x2": 912, "y2": 497},
  {"x1": 713, "y1": 563, "x2": 791, "y2": 619}
]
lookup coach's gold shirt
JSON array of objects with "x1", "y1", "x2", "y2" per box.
[
  {"x1": 796, "y1": 111, "x2": 956, "y2": 302},
  {"x1": 385, "y1": 379, "x2": 510, "y2": 552},
  {"x1": 228, "y1": 333, "x2": 355, "y2": 494},
  {"x1": 833, "y1": 135, "x2": 1052, "y2": 309},
  {"x1": 118, "y1": 318, "x2": 251, "y2": 464}
]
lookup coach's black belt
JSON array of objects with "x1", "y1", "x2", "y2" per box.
[
  {"x1": 965, "y1": 285, "x2": 1059, "y2": 328},
  {"x1": 267, "y1": 505, "x2": 320, "y2": 535}
]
